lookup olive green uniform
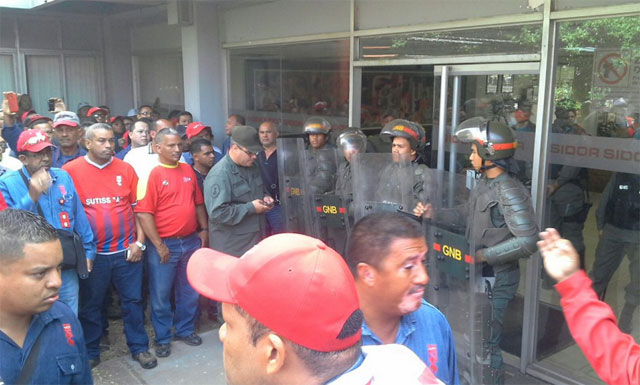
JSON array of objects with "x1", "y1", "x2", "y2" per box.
[{"x1": 204, "y1": 154, "x2": 267, "y2": 256}]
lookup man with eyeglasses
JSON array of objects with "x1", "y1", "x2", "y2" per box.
[
  {"x1": 137, "y1": 105, "x2": 153, "y2": 120},
  {"x1": 116, "y1": 119, "x2": 151, "y2": 160},
  {"x1": 87, "y1": 107, "x2": 108, "y2": 124},
  {"x1": 204, "y1": 125, "x2": 273, "y2": 256}
]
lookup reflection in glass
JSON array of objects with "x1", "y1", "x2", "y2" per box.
[
  {"x1": 359, "y1": 24, "x2": 542, "y2": 60},
  {"x1": 537, "y1": 15, "x2": 639, "y2": 384},
  {"x1": 228, "y1": 40, "x2": 350, "y2": 135}
]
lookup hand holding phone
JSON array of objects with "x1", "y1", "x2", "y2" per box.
[{"x1": 4, "y1": 92, "x2": 18, "y2": 114}]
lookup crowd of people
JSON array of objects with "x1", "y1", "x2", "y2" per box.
[{"x1": 0, "y1": 91, "x2": 637, "y2": 385}]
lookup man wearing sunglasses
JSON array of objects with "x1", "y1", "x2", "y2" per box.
[{"x1": 204, "y1": 125, "x2": 273, "y2": 256}]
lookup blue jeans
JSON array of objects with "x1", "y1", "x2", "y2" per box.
[
  {"x1": 78, "y1": 250, "x2": 149, "y2": 359},
  {"x1": 147, "y1": 233, "x2": 201, "y2": 344},
  {"x1": 265, "y1": 204, "x2": 285, "y2": 235},
  {"x1": 59, "y1": 269, "x2": 79, "y2": 315}
]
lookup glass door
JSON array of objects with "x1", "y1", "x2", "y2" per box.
[{"x1": 432, "y1": 64, "x2": 539, "y2": 383}]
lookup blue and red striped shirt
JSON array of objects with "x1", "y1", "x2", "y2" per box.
[{"x1": 64, "y1": 156, "x2": 138, "y2": 253}]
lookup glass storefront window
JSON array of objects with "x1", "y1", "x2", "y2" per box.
[
  {"x1": 359, "y1": 24, "x2": 542, "y2": 60},
  {"x1": 360, "y1": 66, "x2": 435, "y2": 129},
  {"x1": 537, "y1": 15, "x2": 640, "y2": 384},
  {"x1": 228, "y1": 40, "x2": 350, "y2": 135}
]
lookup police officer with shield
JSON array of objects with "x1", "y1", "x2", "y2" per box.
[
  {"x1": 416, "y1": 117, "x2": 538, "y2": 384},
  {"x1": 335, "y1": 128, "x2": 367, "y2": 197},
  {"x1": 377, "y1": 119, "x2": 431, "y2": 208},
  {"x1": 303, "y1": 117, "x2": 336, "y2": 195}
]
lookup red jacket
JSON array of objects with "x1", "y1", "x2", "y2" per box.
[{"x1": 556, "y1": 270, "x2": 639, "y2": 385}]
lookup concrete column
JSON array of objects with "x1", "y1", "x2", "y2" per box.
[
  {"x1": 102, "y1": 18, "x2": 135, "y2": 116},
  {"x1": 181, "y1": 1, "x2": 226, "y2": 148}
]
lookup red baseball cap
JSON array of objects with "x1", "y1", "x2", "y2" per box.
[
  {"x1": 186, "y1": 122, "x2": 211, "y2": 139},
  {"x1": 187, "y1": 233, "x2": 361, "y2": 352},
  {"x1": 23, "y1": 114, "x2": 52, "y2": 128},
  {"x1": 87, "y1": 107, "x2": 107, "y2": 117},
  {"x1": 21, "y1": 110, "x2": 36, "y2": 122},
  {"x1": 110, "y1": 116, "x2": 125, "y2": 124},
  {"x1": 17, "y1": 129, "x2": 54, "y2": 153}
]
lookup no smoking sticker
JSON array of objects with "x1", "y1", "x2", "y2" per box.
[{"x1": 597, "y1": 53, "x2": 628, "y2": 85}]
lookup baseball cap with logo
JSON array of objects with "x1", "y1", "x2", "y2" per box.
[
  {"x1": 53, "y1": 111, "x2": 80, "y2": 128},
  {"x1": 17, "y1": 129, "x2": 55, "y2": 153},
  {"x1": 187, "y1": 233, "x2": 362, "y2": 352},
  {"x1": 186, "y1": 122, "x2": 211, "y2": 139},
  {"x1": 23, "y1": 114, "x2": 52, "y2": 128},
  {"x1": 231, "y1": 125, "x2": 262, "y2": 154}
]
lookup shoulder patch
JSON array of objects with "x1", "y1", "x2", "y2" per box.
[{"x1": 211, "y1": 184, "x2": 220, "y2": 197}]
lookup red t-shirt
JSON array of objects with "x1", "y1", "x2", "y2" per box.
[
  {"x1": 64, "y1": 157, "x2": 138, "y2": 253},
  {"x1": 135, "y1": 162, "x2": 204, "y2": 238}
]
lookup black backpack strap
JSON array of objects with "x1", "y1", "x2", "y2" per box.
[
  {"x1": 15, "y1": 334, "x2": 43, "y2": 385},
  {"x1": 18, "y1": 169, "x2": 45, "y2": 217}
]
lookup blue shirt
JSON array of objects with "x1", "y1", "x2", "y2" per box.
[
  {"x1": 362, "y1": 300, "x2": 460, "y2": 385},
  {"x1": 258, "y1": 149, "x2": 279, "y2": 201},
  {"x1": 52, "y1": 147, "x2": 87, "y2": 168},
  {"x1": 184, "y1": 148, "x2": 223, "y2": 167},
  {"x1": 115, "y1": 145, "x2": 131, "y2": 160},
  {"x1": 0, "y1": 167, "x2": 96, "y2": 260},
  {"x1": 222, "y1": 136, "x2": 231, "y2": 155},
  {"x1": 0, "y1": 302, "x2": 94, "y2": 384},
  {"x1": 1, "y1": 122, "x2": 23, "y2": 156}
]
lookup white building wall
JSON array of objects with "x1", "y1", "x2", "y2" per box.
[
  {"x1": 355, "y1": 0, "x2": 537, "y2": 31},
  {"x1": 221, "y1": 0, "x2": 351, "y2": 44}
]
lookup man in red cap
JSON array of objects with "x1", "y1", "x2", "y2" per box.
[
  {"x1": 23, "y1": 114, "x2": 54, "y2": 140},
  {"x1": 183, "y1": 122, "x2": 222, "y2": 166},
  {"x1": 187, "y1": 233, "x2": 442, "y2": 385},
  {"x1": 87, "y1": 107, "x2": 108, "y2": 123},
  {"x1": 0, "y1": 129, "x2": 95, "y2": 315}
]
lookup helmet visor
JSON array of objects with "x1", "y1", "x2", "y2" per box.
[{"x1": 455, "y1": 117, "x2": 488, "y2": 144}]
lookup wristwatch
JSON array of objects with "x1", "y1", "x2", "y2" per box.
[{"x1": 135, "y1": 241, "x2": 147, "y2": 251}]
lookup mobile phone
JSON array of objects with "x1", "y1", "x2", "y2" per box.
[
  {"x1": 48, "y1": 98, "x2": 56, "y2": 112},
  {"x1": 6, "y1": 92, "x2": 18, "y2": 113},
  {"x1": 126, "y1": 249, "x2": 132, "y2": 261}
]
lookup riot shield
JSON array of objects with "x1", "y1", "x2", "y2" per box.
[
  {"x1": 351, "y1": 153, "x2": 414, "y2": 221},
  {"x1": 422, "y1": 170, "x2": 491, "y2": 385},
  {"x1": 301, "y1": 147, "x2": 351, "y2": 255},
  {"x1": 277, "y1": 138, "x2": 314, "y2": 234}
]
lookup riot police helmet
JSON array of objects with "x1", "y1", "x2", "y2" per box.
[
  {"x1": 380, "y1": 119, "x2": 426, "y2": 151},
  {"x1": 337, "y1": 128, "x2": 367, "y2": 153},
  {"x1": 303, "y1": 116, "x2": 332, "y2": 135},
  {"x1": 455, "y1": 117, "x2": 517, "y2": 160}
]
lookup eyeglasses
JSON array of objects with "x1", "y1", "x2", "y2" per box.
[
  {"x1": 237, "y1": 145, "x2": 259, "y2": 157},
  {"x1": 139, "y1": 111, "x2": 152, "y2": 116}
]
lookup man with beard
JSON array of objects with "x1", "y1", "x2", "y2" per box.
[
  {"x1": 346, "y1": 212, "x2": 459, "y2": 385},
  {"x1": 0, "y1": 209, "x2": 93, "y2": 385},
  {"x1": 376, "y1": 119, "x2": 430, "y2": 208},
  {"x1": 0, "y1": 129, "x2": 95, "y2": 315}
]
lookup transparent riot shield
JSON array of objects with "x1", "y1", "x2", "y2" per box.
[
  {"x1": 277, "y1": 138, "x2": 314, "y2": 234},
  {"x1": 351, "y1": 153, "x2": 415, "y2": 221},
  {"x1": 301, "y1": 147, "x2": 351, "y2": 255},
  {"x1": 423, "y1": 170, "x2": 491, "y2": 385}
]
